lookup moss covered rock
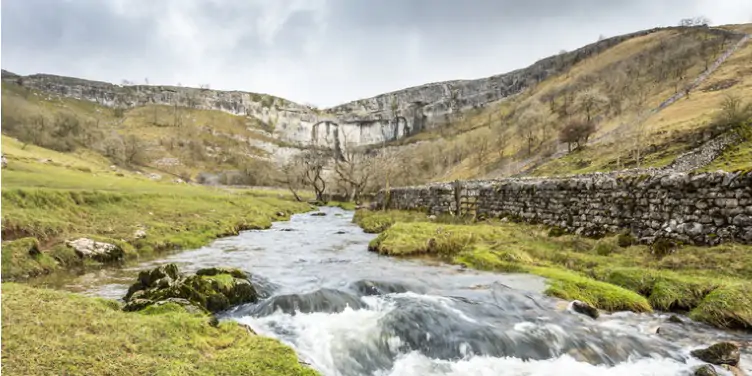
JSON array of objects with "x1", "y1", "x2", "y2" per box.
[
  {"x1": 693, "y1": 364, "x2": 719, "y2": 376},
  {"x1": 123, "y1": 264, "x2": 257, "y2": 313}
]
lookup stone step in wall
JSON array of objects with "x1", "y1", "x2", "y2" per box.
[{"x1": 374, "y1": 171, "x2": 752, "y2": 245}]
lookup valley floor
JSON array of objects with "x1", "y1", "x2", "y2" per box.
[
  {"x1": 0, "y1": 137, "x2": 318, "y2": 375},
  {"x1": 354, "y1": 210, "x2": 752, "y2": 331}
]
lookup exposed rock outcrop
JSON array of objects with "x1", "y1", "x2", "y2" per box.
[{"x1": 2, "y1": 27, "x2": 681, "y2": 150}]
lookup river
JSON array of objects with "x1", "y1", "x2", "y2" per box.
[{"x1": 38, "y1": 207, "x2": 751, "y2": 376}]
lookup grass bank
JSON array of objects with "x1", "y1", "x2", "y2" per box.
[
  {"x1": 1, "y1": 136, "x2": 313, "y2": 281},
  {"x1": 356, "y1": 210, "x2": 752, "y2": 329},
  {"x1": 0, "y1": 283, "x2": 317, "y2": 375}
]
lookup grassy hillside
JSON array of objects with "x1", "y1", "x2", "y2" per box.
[
  {"x1": 1, "y1": 81, "x2": 284, "y2": 184},
  {"x1": 376, "y1": 25, "x2": 752, "y2": 185}
]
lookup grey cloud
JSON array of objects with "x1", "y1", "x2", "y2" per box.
[{"x1": 2, "y1": 0, "x2": 751, "y2": 106}]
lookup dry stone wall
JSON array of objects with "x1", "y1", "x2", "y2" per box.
[{"x1": 375, "y1": 171, "x2": 752, "y2": 245}]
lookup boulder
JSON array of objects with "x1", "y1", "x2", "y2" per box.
[
  {"x1": 1, "y1": 154, "x2": 7, "y2": 169},
  {"x1": 311, "y1": 212, "x2": 326, "y2": 216},
  {"x1": 693, "y1": 365, "x2": 719, "y2": 376},
  {"x1": 691, "y1": 342, "x2": 740, "y2": 366},
  {"x1": 570, "y1": 300, "x2": 599, "y2": 319},
  {"x1": 123, "y1": 263, "x2": 257, "y2": 313},
  {"x1": 65, "y1": 238, "x2": 124, "y2": 263}
]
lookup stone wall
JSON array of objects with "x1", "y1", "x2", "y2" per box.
[{"x1": 374, "y1": 171, "x2": 752, "y2": 245}]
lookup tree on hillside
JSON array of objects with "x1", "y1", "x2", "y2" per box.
[
  {"x1": 517, "y1": 105, "x2": 546, "y2": 156},
  {"x1": 470, "y1": 128, "x2": 492, "y2": 166},
  {"x1": 574, "y1": 88, "x2": 609, "y2": 123},
  {"x1": 716, "y1": 94, "x2": 752, "y2": 130},
  {"x1": 123, "y1": 135, "x2": 149, "y2": 166},
  {"x1": 494, "y1": 121, "x2": 509, "y2": 159},
  {"x1": 18, "y1": 116, "x2": 47, "y2": 150},
  {"x1": 558, "y1": 120, "x2": 596, "y2": 152}
]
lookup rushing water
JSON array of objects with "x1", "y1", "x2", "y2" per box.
[{"x1": 43, "y1": 207, "x2": 751, "y2": 376}]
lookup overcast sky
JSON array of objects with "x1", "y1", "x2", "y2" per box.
[{"x1": 2, "y1": 0, "x2": 751, "y2": 107}]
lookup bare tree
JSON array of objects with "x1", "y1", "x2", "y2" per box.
[
  {"x1": 279, "y1": 158, "x2": 306, "y2": 201},
  {"x1": 559, "y1": 120, "x2": 596, "y2": 152},
  {"x1": 19, "y1": 116, "x2": 47, "y2": 150},
  {"x1": 334, "y1": 130, "x2": 373, "y2": 202},
  {"x1": 470, "y1": 128, "x2": 492, "y2": 165},
  {"x1": 517, "y1": 105, "x2": 546, "y2": 155},
  {"x1": 371, "y1": 148, "x2": 401, "y2": 209},
  {"x1": 494, "y1": 121, "x2": 508, "y2": 159},
  {"x1": 299, "y1": 147, "x2": 329, "y2": 203},
  {"x1": 123, "y1": 135, "x2": 149, "y2": 166},
  {"x1": 574, "y1": 88, "x2": 609, "y2": 123}
]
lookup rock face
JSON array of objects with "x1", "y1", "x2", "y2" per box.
[
  {"x1": 375, "y1": 170, "x2": 752, "y2": 245},
  {"x1": 65, "y1": 238, "x2": 124, "y2": 262},
  {"x1": 1, "y1": 27, "x2": 674, "y2": 150},
  {"x1": 691, "y1": 342, "x2": 741, "y2": 366},
  {"x1": 123, "y1": 264, "x2": 257, "y2": 313}
]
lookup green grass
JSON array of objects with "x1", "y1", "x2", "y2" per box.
[
  {"x1": 532, "y1": 267, "x2": 652, "y2": 313},
  {"x1": 358, "y1": 210, "x2": 752, "y2": 328},
  {"x1": 1, "y1": 237, "x2": 58, "y2": 280},
  {"x1": 0, "y1": 283, "x2": 318, "y2": 376},
  {"x1": 1, "y1": 137, "x2": 312, "y2": 281}
]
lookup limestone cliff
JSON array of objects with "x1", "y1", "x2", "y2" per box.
[{"x1": 1, "y1": 27, "x2": 670, "y2": 149}]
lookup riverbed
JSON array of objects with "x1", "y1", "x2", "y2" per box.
[{"x1": 38, "y1": 207, "x2": 752, "y2": 376}]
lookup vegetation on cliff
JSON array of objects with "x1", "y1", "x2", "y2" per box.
[
  {"x1": 0, "y1": 283, "x2": 318, "y2": 376},
  {"x1": 356, "y1": 209, "x2": 752, "y2": 329}
]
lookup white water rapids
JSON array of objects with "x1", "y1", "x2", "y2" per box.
[{"x1": 49, "y1": 207, "x2": 750, "y2": 376}]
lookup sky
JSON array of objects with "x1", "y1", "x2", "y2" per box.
[{"x1": 2, "y1": 0, "x2": 752, "y2": 107}]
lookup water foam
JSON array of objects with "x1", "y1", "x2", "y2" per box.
[
  {"x1": 234, "y1": 293, "x2": 722, "y2": 376},
  {"x1": 377, "y1": 351, "x2": 723, "y2": 376}
]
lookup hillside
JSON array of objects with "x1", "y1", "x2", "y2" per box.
[
  {"x1": 2, "y1": 24, "x2": 751, "y2": 192},
  {"x1": 379, "y1": 24, "x2": 752, "y2": 186}
]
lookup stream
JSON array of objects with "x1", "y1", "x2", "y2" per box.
[{"x1": 38, "y1": 207, "x2": 751, "y2": 376}]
